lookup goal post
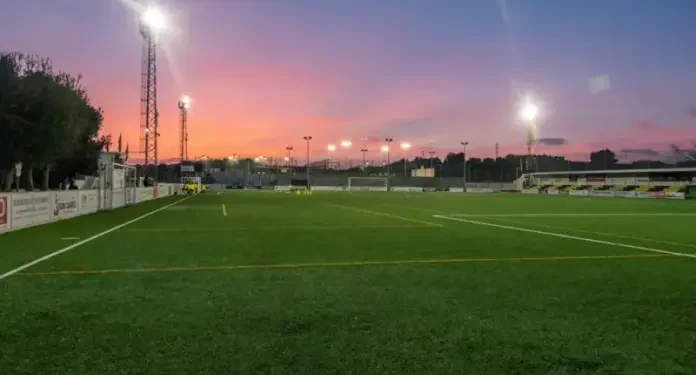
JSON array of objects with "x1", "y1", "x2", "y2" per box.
[{"x1": 347, "y1": 177, "x2": 388, "y2": 191}]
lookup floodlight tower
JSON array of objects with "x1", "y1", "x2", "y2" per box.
[
  {"x1": 520, "y1": 102, "x2": 539, "y2": 173},
  {"x1": 285, "y1": 146, "x2": 294, "y2": 166},
  {"x1": 178, "y1": 94, "x2": 191, "y2": 163},
  {"x1": 139, "y1": 5, "x2": 166, "y2": 178},
  {"x1": 460, "y1": 141, "x2": 469, "y2": 185},
  {"x1": 400, "y1": 142, "x2": 411, "y2": 176},
  {"x1": 303, "y1": 136, "x2": 312, "y2": 183},
  {"x1": 327, "y1": 144, "x2": 337, "y2": 169},
  {"x1": 360, "y1": 148, "x2": 368, "y2": 171},
  {"x1": 384, "y1": 138, "x2": 393, "y2": 178}
]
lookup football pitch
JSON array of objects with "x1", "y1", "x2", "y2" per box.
[{"x1": 1, "y1": 191, "x2": 695, "y2": 374}]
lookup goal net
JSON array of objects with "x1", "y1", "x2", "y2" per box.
[
  {"x1": 347, "y1": 177, "x2": 388, "y2": 191},
  {"x1": 102, "y1": 163, "x2": 137, "y2": 209}
]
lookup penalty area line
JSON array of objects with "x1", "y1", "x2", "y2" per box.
[
  {"x1": 433, "y1": 215, "x2": 696, "y2": 259},
  {"x1": 0, "y1": 195, "x2": 195, "y2": 282}
]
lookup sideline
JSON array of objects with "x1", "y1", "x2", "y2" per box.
[
  {"x1": 0, "y1": 195, "x2": 194, "y2": 281},
  {"x1": 433, "y1": 214, "x2": 696, "y2": 258}
]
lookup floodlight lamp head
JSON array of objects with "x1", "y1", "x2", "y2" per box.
[
  {"x1": 141, "y1": 6, "x2": 167, "y2": 34},
  {"x1": 178, "y1": 94, "x2": 191, "y2": 109},
  {"x1": 400, "y1": 142, "x2": 412, "y2": 150},
  {"x1": 327, "y1": 144, "x2": 337, "y2": 152},
  {"x1": 340, "y1": 140, "x2": 352, "y2": 148},
  {"x1": 380, "y1": 145, "x2": 390, "y2": 153},
  {"x1": 284, "y1": 156, "x2": 290, "y2": 161},
  {"x1": 520, "y1": 103, "x2": 539, "y2": 122}
]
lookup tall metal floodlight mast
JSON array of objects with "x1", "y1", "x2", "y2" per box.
[
  {"x1": 303, "y1": 136, "x2": 312, "y2": 184},
  {"x1": 139, "y1": 6, "x2": 166, "y2": 179},
  {"x1": 520, "y1": 102, "x2": 539, "y2": 174},
  {"x1": 178, "y1": 94, "x2": 191, "y2": 163}
]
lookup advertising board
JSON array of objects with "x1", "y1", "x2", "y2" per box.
[
  {"x1": 648, "y1": 192, "x2": 666, "y2": 199},
  {"x1": 546, "y1": 189, "x2": 560, "y2": 195},
  {"x1": 590, "y1": 190, "x2": 615, "y2": 197},
  {"x1": 569, "y1": 190, "x2": 589, "y2": 196},
  {"x1": 613, "y1": 191, "x2": 631, "y2": 197},
  {"x1": 0, "y1": 195, "x2": 9, "y2": 232},
  {"x1": 666, "y1": 192, "x2": 686, "y2": 200},
  {"x1": 312, "y1": 186, "x2": 345, "y2": 192},
  {"x1": 352, "y1": 187, "x2": 388, "y2": 192},
  {"x1": 449, "y1": 187, "x2": 464, "y2": 193},
  {"x1": 522, "y1": 189, "x2": 539, "y2": 194},
  {"x1": 391, "y1": 187, "x2": 423, "y2": 192},
  {"x1": 274, "y1": 186, "x2": 292, "y2": 191},
  {"x1": 466, "y1": 188, "x2": 494, "y2": 193},
  {"x1": 11, "y1": 192, "x2": 51, "y2": 229},
  {"x1": 79, "y1": 190, "x2": 99, "y2": 214},
  {"x1": 625, "y1": 192, "x2": 649, "y2": 198},
  {"x1": 137, "y1": 187, "x2": 154, "y2": 202},
  {"x1": 52, "y1": 191, "x2": 79, "y2": 219}
]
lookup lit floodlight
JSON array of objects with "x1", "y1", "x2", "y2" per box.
[
  {"x1": 400, "y1": 142, "x2": 411, "y2": 150},
  {"x1": 341, "y1": 140, "x2": 352, "y2": 148},
  {"x1": 520, "y1": 103, "x2": 539, "y2": 122},
  {"x1": 178, "y1": 94, "x2": 191, "y2": 109},
  {"x1": 284, "y1": 156, "x2": 290, "y2": 162},
  {"x1": 327, "y1": 144, "x2": 337, "y2": 152},
  {"x1": 380, "y1": 145, "x2": 390, "y2": 153},
  {"x1": 141, "y1": 6, "x2": 167, "y2": 33}
]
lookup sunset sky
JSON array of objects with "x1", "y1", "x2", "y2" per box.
[{"x1": 2, "y1": 0, "x2": 696, "y2": 162}]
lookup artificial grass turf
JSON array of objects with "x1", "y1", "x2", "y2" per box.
[{"x1": 1, "y1": 191, "x2": 695, "y2": 374}]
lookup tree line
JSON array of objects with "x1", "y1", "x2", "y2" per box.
[{"x1": 0, "y1": 52, "x2": 109, "y2": 191}]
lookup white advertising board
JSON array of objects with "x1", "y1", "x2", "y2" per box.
[
  {"x1": 569, "y1": 190, "x2": 590, "y2": 196},
  {"x1": 522, "y1": 188, "x2": 539, "y2": 194},
  {"x1": 79, "y1": 190, "x2": 99, "y2": 214},
  {"x1": 624, "y1": 192, "x2": 649, "y2": 198},
  {"x1": 112, "y1": 190, "x2": 126, "y2": 208},
  {"x1": 274, "y1": 186, "x2": 292, "y2": 191},
  {"x1": 590, "y1": 190, "x2": 615, "y2": 197},
  {"x1": 391, "y1": 187, "x2": 423, "y2": 192},
  {"x1": 11, "y1": 192, "x2": 51, "y2": 229},
  {"x1": 0, "y1": 194, "x2": 9, "y2": 233},
  {"x1": 136, "y1": 187, "x2": 154, "y2": 202},
  {"x1": 351, "y1": 187, "x2": 388, "y2": 192},
  {"x1": 546, "y1": 189, "x2": 560, "y2": 195},
  {"x1": 466, "y1": 188, "x2": 494, "y2": 193},
  {"x1": 449, "y1": 187, "x2": 464, "y2": 193},
  {"x1": 312, "y1": 186, "x2": 345, "y2": 192},
  {"x1": 666, "y1": 192, "x2": 686, "y2": 200},
  {"x1": 52, "y1": 191, "x2": 79, "y2": 219}
]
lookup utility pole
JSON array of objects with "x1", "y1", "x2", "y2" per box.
[
  {"x1": 303, "y1": 136, "x2": 312, "y2": 185},
  {"x1": 460, "y1": 141, "x2": 469, "y2": 186}
]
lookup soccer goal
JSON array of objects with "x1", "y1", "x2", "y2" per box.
[{"x1": 347, "y1": 177, "x2": 388, "y2": 192}]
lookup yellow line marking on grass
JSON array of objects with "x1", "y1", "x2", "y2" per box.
[
  {"x1": 16, "y1": 254, "x2": 671, "y2": 277},
  {"x1": 124, "y1": 225, "x2": 429, "y2": 232},
  {"x1": 326, "y1": 203, "x2": 443, "y2": 227},
  {"x1": 0, "y1": 195, "x2": 196, "y2": 282},
  {"x1": 433, "y1": 215, "x2": 696, "y2": 259},
  {"x1": 222, "y1": 204, "x2": 228, "y2": 217}
]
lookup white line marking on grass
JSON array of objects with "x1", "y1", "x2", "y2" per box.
[
  {"x1": 432, "y1": 214, "x2": 696, "y2": 259},
  {"x1": 222, "y1": 204, "x2": 228, "y2": 217},
  {"x1": 0, "y1": 195, "x2": 194, "y2": 281},
  {"x1": 445, "y1": 213, "x2": 696, "y2": 218},
  {"x1": 59, "y1": 237, "x2": 81, "y2": 240}
]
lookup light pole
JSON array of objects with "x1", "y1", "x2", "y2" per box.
[
  {"x1": 139, "y1": 5, "x2": 167, "y2": 180},
  {"x1": 327, "y1": 144, "x2": 337, "y2": 170},
  {"x1": 384, "y1": 138, "x2": 393, "y2": 180},
  {"x1": 341, "y1": 140, "x2": 352, "y2": 169},
  {"x1": 285, "y1": 146, "x2": 294, "y2": 166},
  {"x1": 303, "y1": 136, "x2": 312, "y2": 184},
  {"x1": 428, "y1": 150, "x2": 436, "y2": 169},
  {"x1": 178, "y1": 94, "x2": 191, "y2": 163},
  {"x1": 520, "y1": 102, "x2": 539, "y2": 174},
  {"x1": 360, "y1": 148, "x2": 368, "y2": 171},
  {"x1": 400, "y1": 142, "x2": 411, "y2": 176},
  {"x1": 460, "y1": 141, "x2": 469, "y2": 186}
]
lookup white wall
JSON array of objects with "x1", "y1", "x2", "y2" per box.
[{"x1": 0, "y1": 183, "x2": 181, "y2": 234}]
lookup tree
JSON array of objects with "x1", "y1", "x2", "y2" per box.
[{"x1": 589, "y1": 149, "x2": 617, "y2": 169}]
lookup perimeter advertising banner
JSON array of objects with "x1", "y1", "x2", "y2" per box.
[
  {"x1": 11, "y1": 192, "x2": 51, "y2": 229},
  {"x1": 52, "y1": 191, "x2": 79, "y2": 219},
  {"x1": 0, "y1": 195, "x2": 9, "y2": 232}
]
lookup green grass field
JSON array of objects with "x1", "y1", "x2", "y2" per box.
[{"x1": 1, "y1": 191, "x2": 696, "y2": 375}]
